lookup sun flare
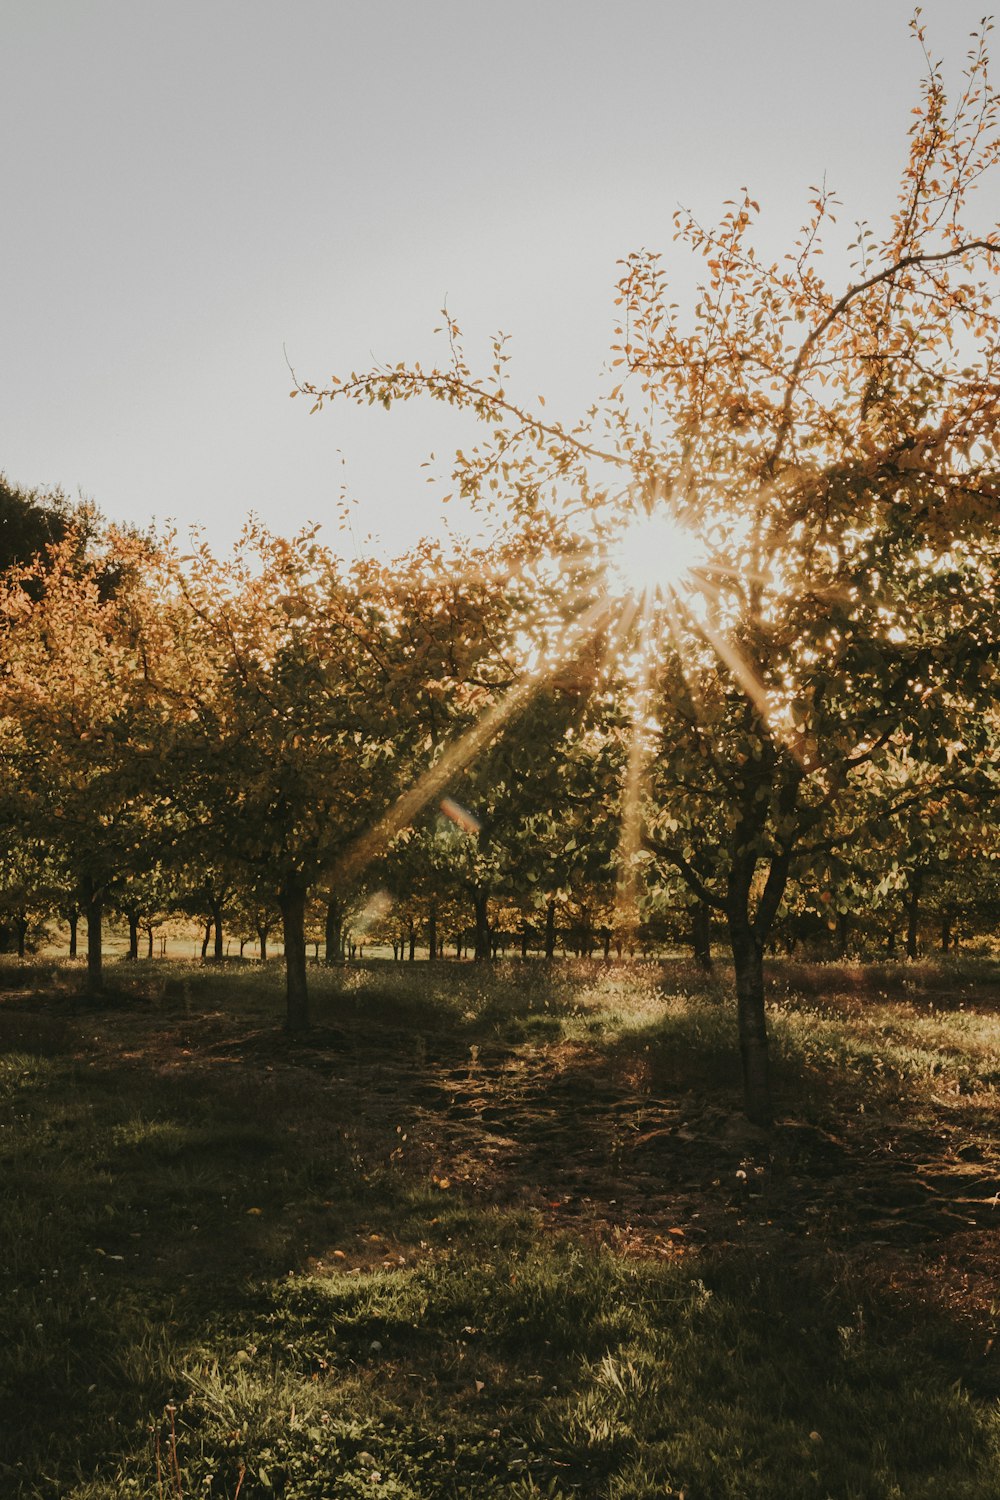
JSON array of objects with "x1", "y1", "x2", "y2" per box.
[{"x1": 607, "y1": 509, "x2": 705, "y2": 600}]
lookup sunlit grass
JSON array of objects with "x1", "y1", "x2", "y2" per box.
[{"x1": 2, "y1": 956, "x2": 1000, "y2": 1497}]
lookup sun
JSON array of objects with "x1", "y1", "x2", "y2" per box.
[
  {"x1": 334, "y1": 499, "x2": 718, "y2": 897},
  {"x1": 606, "y1": 508, "x2": 705, "y2": 601}
]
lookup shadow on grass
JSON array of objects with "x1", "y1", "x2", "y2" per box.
[{"x1": 3, "y1": 958, "x2": 1000, "y2": 1497}]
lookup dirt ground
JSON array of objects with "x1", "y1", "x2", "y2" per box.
[{"x1": 9, "y1": 971, "x2": 995, "y2": 1394}]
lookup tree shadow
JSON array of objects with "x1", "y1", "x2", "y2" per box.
[{"x1": 4, "y1": 961, "x2": 1000, "y2": 1495}]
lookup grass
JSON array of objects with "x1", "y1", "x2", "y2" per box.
[{"x1": 2, "y1": 954, "x2": 1000, "y2": 1497}]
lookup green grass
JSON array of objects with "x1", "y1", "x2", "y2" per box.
[{"x1": 2, "y1": 955, "x2": 1000, "y2": 1497}]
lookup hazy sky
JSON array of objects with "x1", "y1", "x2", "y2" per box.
[{"x1": 3, "y1": 2, "x2": 997, "y2": 556}]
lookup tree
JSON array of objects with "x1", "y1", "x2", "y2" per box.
[
  {"x1": 150, "y1": 526, "x2": 522, "y2": 1027},
  {"x1": 0, "y1": 473, "x2": 71, "y2": 575},
  {"x1": 145, "y1": 528, "x2": 408, "y2": 1025},
  {"x1": 0, "y1": 529, "x2": 164, "y2": 991},
  {"x1": 112, "y1": 861, "x2": 182, "y2": 961},
  {"x1": 301, "y1": 18, "x2": 1000, "y2": 1121}
]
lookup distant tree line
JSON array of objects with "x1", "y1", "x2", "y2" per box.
[{"x1": 0, "y1": 487, "x2": 996, "y2": 1018}]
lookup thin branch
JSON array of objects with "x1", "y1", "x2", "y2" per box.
[
  {"x1": 642, "y1": 831, "x2": 727, "y2": 912},
  {"x1": 766, "y1": 239, "x2": 1000, "y2": 474}
]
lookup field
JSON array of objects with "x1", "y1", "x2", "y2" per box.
[{"x1": 2, "y1": 956, "x2": 1000, "y2": 1499}]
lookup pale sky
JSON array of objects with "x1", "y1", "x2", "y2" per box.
[{"x1": 3, "y1": 2, "x2": 997, "y2": 557}]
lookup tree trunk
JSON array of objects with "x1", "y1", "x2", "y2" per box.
[
  {"x1": 127, "y1": 913, "x2": 139, "y2": 961},
  {"x1": 455, "y1": 934, "x2": 461, "y2": 960},
  {"x1": 835, "y1": 911, "x2": 850, "y2": 959},
  {"x1": 68, "y1": 910, "x2": 78, "y2": 959},
  {"x1": 82, "y1": 874, "x2": 103, "y2": 993},
  {"x1": 427, "y1": 902, "x2": 437, "y2": 962},
  {"x1": 692, "y1": 900, "x2": 713, "y2": 971},
  {"x1": 212, "y1": 904, "x2": 224, "y2": 961},
  {"x1": 940, "y1": 908, "x2": 953, "y2": 953},
  {"x1": 201, "y1": 919, "x2": 211, "y2": 960},
  {"x1": 15, "y1": 914, "x2": 27, "y2": 959},
  {"x1": 279, "y1": 875, "x2": 309, "y2": 1033},
  {"x1": 521, "y1": 922, "x2": 529, "y2": 959},
  {"x1": 728, "y1": 916, "x2": 771, "y2": 1127},
  {"x1": 324, "y1": 898, "x2": 344, "y2": 965},
  {"x1": 145, "y1": 924, "x2": 154, "y2": 959},
  {"x1": 905, "y1": 871, "x2": 923, "y2": 960},
  {"x1": 257, "y1": 926, "x2": 268, "y2": 962},
  {"x1": 408, "y1": 919, "x2": 416, "y2": 962},
  {"x1": 544, "y1": 898, "x2": 556, "y2": 961},
  {"x1": 473, "y1": 890, "x2": 491, "y2": 962},
  {"x1": 602, "y1": 927, "x2": 611, "y2": 961}
]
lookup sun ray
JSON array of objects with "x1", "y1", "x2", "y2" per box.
[
  {"x1": 682, "y1": 601, "x2": 810, "y2": 768},
  {"x1": 595, "y1": 590, "x2": 641, "y2": 684},
  {"x1": 661, "y1": 586, "x2": 707, "y2": 725},
  {"x1": 334, "y1": 479, "x2": 819, "y2": 901},
  {"x1": 332, "y1": 594, "x2": 614, "y2": 885},
  {"x1": 613, "y1": 594, "x2": 658, "y2": 932},
  {"x1": 685, "y1": 606, "x2": 772, "y2": 721}
]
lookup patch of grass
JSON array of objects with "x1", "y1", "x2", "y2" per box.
[
  {"x1": 770, "y1": 997, "x2": 1000, "y2": 1107},
  {"x1": 30, "y1": 1245, "x2": 1000, "y2": 1499},
  {"x1": 3, "y1": 957, "x2": 1000, "y2": 1497}
]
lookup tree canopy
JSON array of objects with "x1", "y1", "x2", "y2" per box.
[
  {"x1": 0, "y1": 19, "x2": 998, "y2": 1126},
  {"x1": 296, "y1": 15, "x2": 1000, "y2": 1121}
]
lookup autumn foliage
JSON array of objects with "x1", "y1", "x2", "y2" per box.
[{"x1": 1, "y1": 20, "x2": 999, "y2": 1124}]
